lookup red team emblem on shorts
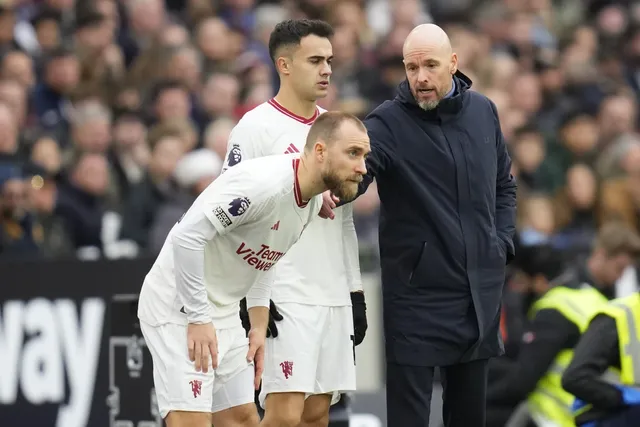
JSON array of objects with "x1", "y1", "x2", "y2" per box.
[
  {"x1": 280, "y1": 361, "x2": 294, "y2": 379},
  {"x1": 189, "y1": 379, "x2": 202, "y2": 398}
]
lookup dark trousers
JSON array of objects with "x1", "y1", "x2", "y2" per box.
[{"x1": 386, "y1": 359, "x2": 489, "y2": 427}]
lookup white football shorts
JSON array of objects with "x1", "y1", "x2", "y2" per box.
[
  {"x1": 140, "y1": 321, "x2": 255, "y2": 418},
  {"x1": 259, "y1": 303, "x2": 356, "y2": 408}
]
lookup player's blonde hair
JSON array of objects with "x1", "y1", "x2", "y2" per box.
[{"x1": 304, "y1": 111, "x2": 366, "y2": 152}]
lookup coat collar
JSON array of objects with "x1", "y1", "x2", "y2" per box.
[{"x1": 395, "y1": 70, "x2": 473, "y2": 119}]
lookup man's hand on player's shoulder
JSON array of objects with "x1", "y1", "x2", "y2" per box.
[
  {"x1": 247, "y1": 327, "x2": 266, "y2": 390},
  {"x1": 319, "y1": 190, "x2": 339, "y2": 219},
  {"x1": 187, "y1": 322, "x2": 218, "y2": 372},
  {"x1": 351, "y1": 291, "x2": 368, "y2": 346}
]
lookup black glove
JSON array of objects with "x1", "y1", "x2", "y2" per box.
[
  {"x1": 351, "y1": 291, "x2": 367, "y2": 346},
  {"x1": 239, "y1": 298, "x2": 284, "y2": 338}
]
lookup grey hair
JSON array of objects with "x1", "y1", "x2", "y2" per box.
[
  {"x1": 126, "y1": 0, "x2": 162, "y2": 14},
  {"x1": 70, "y1": 102, "x2": 112, "y2": 127},
  {"x1": 254, "y1": 5, "x2": 290, "y2": 35},
  {"x1": 170, "y1": 43, "x2": 203, "y2": 70},
  {"x1": 205, "y1": 117, "x2": 237, "y2": 141},
  {"x1": 596, "y1": 133, "x2": 640, "y2": 179}
]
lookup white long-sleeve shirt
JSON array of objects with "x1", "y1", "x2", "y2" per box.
[
  {"x1": 222, "y1": 99, "x2": 363, "y2": 307},
  {"x1": 137, "y1": 154, "x2": 322, "y2": 329}
]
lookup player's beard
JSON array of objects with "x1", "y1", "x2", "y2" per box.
[{"x1": 322, "y1": 169, "x2": 360, "y2": 202}]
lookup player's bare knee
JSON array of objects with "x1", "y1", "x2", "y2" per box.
[
  {"x1": 300, "y1": 394, "x2": 331, "y2": 427},
  {"x1": 263, "y1": 409, "x2": 302, "y2": 427},
  {"x1": 233, "y1": 403, "x2": 261, "y2": 426},
  {"x1": 263, "y1": 393, "x2": 306, "y2": 427},
  {"x1": 299, "y1": 411, "x2": 329, "y2": 427},
  {"x1": 212, "y1": 403, "x2": 260, "y2": 427},
  {"x1": 165, "y1": 410, "x2": 212, "y2": 427}
]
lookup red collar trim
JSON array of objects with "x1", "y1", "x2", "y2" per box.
[
  {"x1": 292, "y1": 158, "x2": 308, "y2": 208},
  {"x1": 269, "y1": 98, "x2": 319, "y2": 125}
]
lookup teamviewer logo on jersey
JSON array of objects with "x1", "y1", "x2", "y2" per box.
[
  {"x1": 228, "y1": 197, "x2": 250, "y2": 216},
  {"x1": 236, "y1": 242, "x2": 284, "y2": 271},
  {"x1": 227, "y1": 144, "x2": 242, "y2": 166}
]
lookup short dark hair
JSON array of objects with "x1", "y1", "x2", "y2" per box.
[
  {"x1": 75, "y1": 10, "x2": 107, "y2": 31},
  {"x1": 44, "y1": 46, "x2": 76, "y2": 65},
  {"x1": 268, "y1": 19, "x2": 334, "y2": 63},
  {"x1": 147, "y1": 118, "x2": 197, "y2": 149},
  {"x1": 151, "y1": 80, "x2": 188, "y2": 103},
  {"x1": 513, "y1": 122, "x2": 541, "y2": 140},
  {"x1": 517, "y1": 244, "x2": 565, "y2": 281},
  {"x1": 305, "y1": 111, "x2": 366, "y2": 151},
  {"x1": 30, "y1": 7, "x2": 62, "y2": 28}
]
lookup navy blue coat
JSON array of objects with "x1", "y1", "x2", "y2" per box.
[{"x1": 361, "y1": 72, "x2": 517, "y2": 366}]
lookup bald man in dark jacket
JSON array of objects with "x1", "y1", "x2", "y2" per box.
[{"x1": 328, "y1": 24, "x2": 517, "y2": 427}]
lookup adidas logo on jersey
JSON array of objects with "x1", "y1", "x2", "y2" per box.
[
  {"x1": 271, "y1": 221, "x2": 280, "y2": 231},
  {"x1": 284, "y1": 144, "x2": 299, "y2": 154}
]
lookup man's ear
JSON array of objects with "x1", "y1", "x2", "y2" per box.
[
  {"x1": 276, "y1": 57, "x2": 290, "y2": 76},
  {"x1": 450, "y1": 52, "x2": 458, "y2": 75},
  {"x1": 314, "y1": 140, "x2": 326, "y2": 160}
]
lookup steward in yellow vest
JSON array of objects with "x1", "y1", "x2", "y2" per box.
[
  {"x1": 488, "y1": 223, "x2": 640, "y2": 427},
  {"x1": 525, "y1": 284, "x2": 609, "y2": 427},
  {"x1": 563, "y1": 293, "x2": 640, "y2": 426}
]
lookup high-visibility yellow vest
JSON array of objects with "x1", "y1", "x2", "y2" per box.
[
  {"x1": 571, "y1": 294, "x2": 640, "y2": 421},
  {"x1": 594, "y1": 294, "x2": 640, "y2": 386},
  {"x1": 526, "y1": 285, "x2": 609, "y2": 427}
]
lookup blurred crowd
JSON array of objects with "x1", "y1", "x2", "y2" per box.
[{"x1": 1, "y1": 0, "x2": 640, "y2": 269}]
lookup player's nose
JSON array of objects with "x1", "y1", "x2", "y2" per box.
[
  {"x1": 355, "y1": 158, "x2": 367, "y2": 176},
  {"x1": 417, "y1": 67, "x2": 430, "y2": 83},
  {"x1": 321, "y1": 62, "x2": 332, "y2": 76}
]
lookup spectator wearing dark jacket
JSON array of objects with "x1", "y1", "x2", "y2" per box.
[
  {"x1": 119, "y1": 130, "x2": 183, "y2": 251},
  {"x1": 0, "y1": 167, "x2": 44, "y2": 259},
  {"x1": 329, "y1": 24, "x2": 517, "y2": 427},
  {"x1": 55, "y1": 152, "x2": 109, "y2": 252},
  {"x1": 148, "y1": 148, "x2": 221, "y2": 253}
]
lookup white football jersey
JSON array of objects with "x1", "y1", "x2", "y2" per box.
[
  {"x1": 222, "y1": 98, "x2": 363, "y2": 307},
  {"x1": 138, "y1": 154, "x2": 322, "y2": 329}
]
